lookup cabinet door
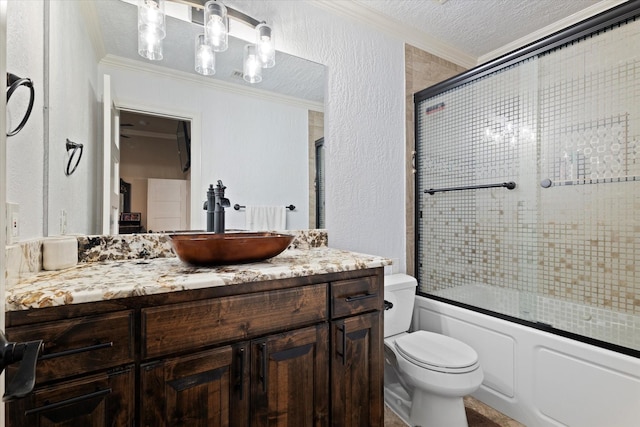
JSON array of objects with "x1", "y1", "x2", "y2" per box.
[
  {"x1": 141, "y1": 345, "x2": 248, "y2": 427},
  {"x1": 6, "y1": 366, "x2": 134, "y2": 427},
  {"x1": 331, "y1": 311, "x2": 383, "y2": 427},
  {"x1": 251, "y1": 324, "x2": 329, "y2": 427}
]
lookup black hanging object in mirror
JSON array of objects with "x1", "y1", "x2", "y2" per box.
[{"x1": 6, "y1": 72, "x2": 35, "y2": 137}]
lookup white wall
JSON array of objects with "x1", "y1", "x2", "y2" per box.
[
  {"x1": 6, "y1": 0, "x2": 99, "y2": 239},
  {"x1": 7, "y1": 0, "x2": 407, "y2": 268},
  {"x1": 6, "y1": 0, "x2": 45, "y2": 239},
  {"x1": 47, "y1": 0, "x2": 100, "y2": 236},
  {"x1": 100, "y1": 63, "x2": 310, "y2": 231},
  {"x1": 224, "y1": 0, "x2": 407, "y2": 268}
]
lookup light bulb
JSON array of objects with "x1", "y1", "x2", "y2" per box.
[
  {"x1": 138, "y1": 0, "x2": 165, "y2": 39},
  {"x1": 243, "y1": 44, "x2": 262, "y2": 84},
  {"x1": 138, "y1": 28, "x2": 163, "y2": 60},
  {"x1": 204, "y1": 1, "x2": 228, "y2": 52},
  {"x1": 195, "y1": 34, "x2": 215, "y2": 75},
  {"x1": 256, "y1": 23, "x2": 275, "y2": 68}
]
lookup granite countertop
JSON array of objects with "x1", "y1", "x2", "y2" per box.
[{"x1": 6, "y1": 246, "x2": 391, "y2": 312}]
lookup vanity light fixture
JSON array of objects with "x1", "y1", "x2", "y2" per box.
[
  {"x1": 195, "y1": 34, "x2": 215, "y2": 75},
  {"x1": 203, "y1": 1, "x2": 228, "y2": 52},
  {"x1": 137, "y1": 0, "x2": 166, "y2": 60},
  {"x1": 255, "y1": 22, "x2": 275, "y2": 68},
  {"x1": 136, "y1": 0, "x2": 276, "y2": 83},
  {"x1": 243, "y1": 44, "x2": 262, "y2": 83}
]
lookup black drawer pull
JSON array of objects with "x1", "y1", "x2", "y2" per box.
[
  {"x1": 24, "y1": 388, "x2": 112, "y2": 415},
  {"x1": 345, "y1": 293, "x2": 376, "y2": 302},
  {"x1": 39, "y1": 342, "x2": 113, "y2": 361}
]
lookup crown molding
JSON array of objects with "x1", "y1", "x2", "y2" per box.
[
  {"x1": 100, "y1": 55, "x2": 324, "y2": 112},
  {"x1": 477, "y1": 0, "x2": 627, "y2": 65},
  {"x1": 78, "y1": 0, "x2": 106, "y2": 62},
  {"x1": 310, "y1": 0, "x2": 477, "y2": 68}
]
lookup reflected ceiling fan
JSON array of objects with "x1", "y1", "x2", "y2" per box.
[{"x1": 120, "y1": 122, "x2": 133, "y2": 139}]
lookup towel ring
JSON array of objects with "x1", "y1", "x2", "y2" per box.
[
  {"x1": 65, "y1": 139, "x2": 84, "y2": 176},
  {"x1": 6, "y1": 73, "x2": 35, "y2": 137}
]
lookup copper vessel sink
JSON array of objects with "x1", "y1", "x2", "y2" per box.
[{"x1": 169, "y1": 232, "x2": 294, "y2": 266}]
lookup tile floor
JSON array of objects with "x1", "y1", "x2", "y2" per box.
[{"x1": 384, "y1": 396, "x2": 526, "y2": 427}]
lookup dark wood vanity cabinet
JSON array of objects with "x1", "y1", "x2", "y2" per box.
[
  {"x1": 5, "y1": 267, "x2": 383, "y2": 427},
  {"x1": 140, "y1": 325, "x2": 329, "y2": 427},
  {"x1": 329, "y1": 276, "x2": 384, "y2": 427}
]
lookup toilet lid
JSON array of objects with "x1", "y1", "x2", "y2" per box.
[{"x1": 394, "y1": 331, "x2": 478, "y2": 373}]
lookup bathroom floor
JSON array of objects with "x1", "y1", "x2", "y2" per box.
[{"x1": 384, "y1": 396, "x2": 526, "y2": 427}]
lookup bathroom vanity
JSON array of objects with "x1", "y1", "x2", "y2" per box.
[{"x1": 4, "y1": 232, "x2": 389, "y2": 426}]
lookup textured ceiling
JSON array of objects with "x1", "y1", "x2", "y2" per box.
[
  {"x1": 96, "y1": 0, "x2": 613, "y2": 103},
  {"x1": 95, "y1": 0, "x2": 326, "y2": 103},
  {"x1": 352, "y1": 0, "x2": 604, "y2": 57}
]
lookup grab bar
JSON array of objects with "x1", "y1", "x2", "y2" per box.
[
  {"x1": 425, "y1": 181, "x2": 516, "y2": 195},
  {"x1": 234, "y1": 204, "x2": 296, "y2": 211}
]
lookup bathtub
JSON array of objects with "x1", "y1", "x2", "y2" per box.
[{"x1": 414, "y1": 292, "x2": 640, "y2": 427}]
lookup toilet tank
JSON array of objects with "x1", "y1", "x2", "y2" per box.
[{"x1": 384, "y1": 274, "x2": 418, "y2": 338}]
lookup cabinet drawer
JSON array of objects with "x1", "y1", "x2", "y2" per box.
[
  {"x1": 6, "y1": 310, "x2": 134, "y2": 385},
  {"x1": 331, "y1": 276, "x2": 381, "y2": 318},
  {"x1": 142, "y1": 283, "x2": 328, "y2": 359},
  {"x1": 6, "y1": 365, "x2": 135, "y2": 427}
]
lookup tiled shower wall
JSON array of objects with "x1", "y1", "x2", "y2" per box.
[{"x1": 417, "y1": 18, "x2": 640, "y2": 318}]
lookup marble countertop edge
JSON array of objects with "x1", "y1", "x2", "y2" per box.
[{"x1": 6, "y1": 247, "x2": 391, "y2": 312}]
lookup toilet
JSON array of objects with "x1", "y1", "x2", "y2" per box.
[{"x1": 383, "y1": 274, "x2": 483, "y2": 427}]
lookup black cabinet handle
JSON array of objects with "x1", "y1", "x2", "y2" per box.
[
  {"x1": 24, "y1": 388, "x2": 112, "y2": 415},
  {"x1": 259, "y1": 343, "x2": 267, "y2": 393},
  {"x1": 345, "y1": 293, "x2": 376, "y2": 302},
  {"x1": 336, "y1": 323, "x2": 346, "y2": 366},
  {"x1": 39, "y1": 342, "x2": 113, "y2": 360},
  {"x1": 236, "y1": 347, "x2": 245, "y2": 400}
]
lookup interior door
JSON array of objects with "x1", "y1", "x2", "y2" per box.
[
  {"x1": 102, "y1": 74, "x2": 120, "y2": 235},
  {"x1": 147, "y1": 178, "x2": 188, "y2": 232}
]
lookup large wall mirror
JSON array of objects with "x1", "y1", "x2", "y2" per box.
[{"x1": 41, "y1": 0, "x2": 325, "y2": 236}]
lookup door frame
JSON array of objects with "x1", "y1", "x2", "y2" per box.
[
  {"x1": 1, "y1": 0, "x2": 8, "y2": 422},
  {"x1": 104, "y1": 97, "x2": 202, "y2": 232}
]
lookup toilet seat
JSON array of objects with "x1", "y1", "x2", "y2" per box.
[{"x1": 394, "y1": 331, "x2": 479, "y2": 374}]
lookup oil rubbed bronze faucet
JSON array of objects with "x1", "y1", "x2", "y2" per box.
[{"x1": 204, "y1": 180, "x2": 230, "y2": 233}]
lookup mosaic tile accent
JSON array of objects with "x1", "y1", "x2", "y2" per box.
[{"x1": 415, "y1": 17, "x2": 640, "y2": 350}]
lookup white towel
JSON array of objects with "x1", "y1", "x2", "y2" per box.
[{"x1": 246, "y1": 206, "x2": 286, "y2": 231}]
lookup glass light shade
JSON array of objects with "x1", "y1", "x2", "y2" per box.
[
  {"x1": 256, "y1": 23, "x2": 275, "y2": 68},
  {"x1": 195, "y1": 34, "x2": 215, "y2": 76},
  {"x1": 138, "y1": 0, "x2": 165, "y2": 39},
  {"x1": 243, "y1": 44, "x2": 262, "y2": 84},
  {"x1": 204, "y1": 0, "x2": 228, "y2": 52},
  {"x1": 138, "y1": 28, "x2": 163, "y2": 60}
]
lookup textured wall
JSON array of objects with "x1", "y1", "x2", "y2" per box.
[
  {"x1": 8, "y1": 0, "x2": 407, "y2": 267},
  {"x1": 6, "y1": 0, "x2": 44, "y2": 239},
  {"x1": 47, "y1": 0, "x2": 100, "y2": 236},
  {"x1": 225, "y1": 0, "x2": 407, "y2": 268}
]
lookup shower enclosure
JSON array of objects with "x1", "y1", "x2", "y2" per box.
[{"x1": 415, "y1": 2, "x2": 640, "y2": 356}]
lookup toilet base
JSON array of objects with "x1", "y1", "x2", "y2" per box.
[
  {"x1": 409, "y1": 389, "x2": 468, "y2": 427},
  {"x1": 384, "y1": 382, "x2": 411, "y2": 424},
  {"x1": 384, "y1": 382, "x2": 470, "y2": 427}
]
